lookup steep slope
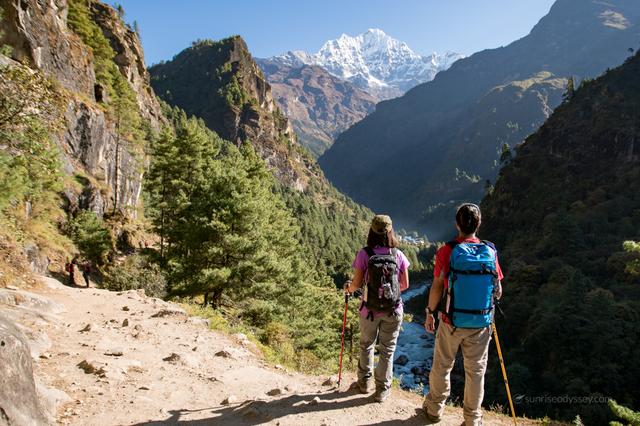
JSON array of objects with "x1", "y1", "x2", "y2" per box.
[
  {"x1": 0, "y1": 0, "x2": 164, "y2": 217},
  {"x1": 149, "y1": 38, "x2": 372, "y2": 279},
  {"x1": 320, "y1": 0, "x2": 640, "y2": 239},
  {"x1": 149, "y1": 37, "x2": 310, "y2": 190},
  {"x1": 481, "y1": 52, "x2": 640, "y2": 423},
  {"x1": 270, "y1": 28, "x2": 463, "y2": 100},
  {"x1": 257, "y1": 60, "x2": 376, "y2": 156}
]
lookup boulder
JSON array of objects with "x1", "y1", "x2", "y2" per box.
[
  {"x1": 187, "y1": 317, "x2": 210, "y2": 328},
  {"x1": 215, "y1": 350, "x2": 233, "y2": 358},
  {"x1": 35, "y1": 380, "x2": 71, "y2": 423},
  {"x1": 393, "y1": 355, "x2": 409, "y2": 366},
  {"x1": 322, "y1": 376, "x2": 338, "y2": 387},
  {"x1": 77, "y1": 359, "x2": 106, "y2": 376},
  {"x1": 308, "y1": 396, "x2": 321, "y2": 405},
  {"x1": 266, "y1": 388, "x2": 284, "y2": 396},
  {"x1": 151, "y1": 307, "x2": 187, "y2": 318},
  {"x1": 0, "y1": 314, "x2": 51, "y2": 425},
  {"x1": 221, "y1": 395, "x2": 237, "y2": 406},
  {"x1": 162, "y1": 353, "x2": 181, "y2": 363},
  {"x1": 23, "y1": 243, "x2": 49, "y2": 275},
  {"x1": 0, "y1": 289, "x2": 65, "y2": 315},
  {"x1": 104, "y1": 348, "x2": 124, "y2": 357}
]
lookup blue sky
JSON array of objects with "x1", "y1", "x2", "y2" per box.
[{"x1": 111, "y1": 0, "x2": 556, "y2": 66}]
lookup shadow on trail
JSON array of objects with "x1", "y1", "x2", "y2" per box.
[
  {"x1": 131, "y1": 390, "x2": 428, "y2": 425},
  {"x1": 49, "y1": 271, "x2": 83, "y2": 288}
]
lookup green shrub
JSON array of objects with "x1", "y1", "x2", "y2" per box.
[
  {"x1": 68, "y1": 210, "x2": 113, "y2": 264},
  {"x1": 0, "y1": 7, "x2": 12, "y2": 56},
  {"x1": 609, "y1": 400, "x2": 640, "y2": 426},
  {"x1": 102, "y1": 254, "x2": 166, "y2": 297}
]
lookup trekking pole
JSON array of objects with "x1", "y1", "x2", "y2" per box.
[
  {"x1": 492, "y1": 322, "x2": 517, "y2": 425},
  {"x1": 337, "y1": 293, "x2": 349, "y2": 387}
]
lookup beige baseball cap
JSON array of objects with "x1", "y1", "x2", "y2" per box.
[{"x1": 371, "y1": 215, "x2": 393, "y2": 234}]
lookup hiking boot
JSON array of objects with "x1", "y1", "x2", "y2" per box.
[
  {"x1": 349, "y1": 379, "x2": 371, "y2": 394},
  {"x1": 373, "y1": 388, "x2": 390, "y2": 403},
  {"x1": 422, "y1": 405, "x2": 441, "y2": 423}
]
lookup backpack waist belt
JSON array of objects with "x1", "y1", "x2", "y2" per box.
[{"x1": 450, "y1": 268, "x2": 498, "y2": 277}]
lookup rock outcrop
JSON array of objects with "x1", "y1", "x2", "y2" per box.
[
  {"x1": 0, "y1": 0, "x2": 94, "y2": 96},
  {"x1": 0, "y1": 0, "x2": 164, "y2": 216},
  {"x1": 150, "y1": 36, "x2": 320, "y2": 191},
  {"x1": 0, "y1": 313, "x2": 51, "y2": 426},
  {"x1": 88, "y1": 1, "x2": 163, "y2": 128},
  {"x1": 258, "y1": 60, "x2": 377, "y2": 157}
]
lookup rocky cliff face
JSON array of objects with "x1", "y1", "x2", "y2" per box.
[
  {"x1": 257, "y1": 60, "x2": 376, "y2": 157},
  {"x1": 150, "y1": 36, "x2": 318, "y2": 191},
  {"x1": 0, "y1": 0, "x2": 164, "y2": 217}
]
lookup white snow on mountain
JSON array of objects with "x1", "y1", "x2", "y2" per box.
[{"x1": 270, "y1": 28, "x2": 464, "y2": 100}]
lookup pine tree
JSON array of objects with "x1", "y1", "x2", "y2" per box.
[
  {"x1": 609, "y1": 400, "x2": 640, "y2": 426},
  {"x1": 111, "y1": 74, "x2": 143, "y2": 212},
  {"x1": 499, "y1": 142, "x2": 512, "y2": 166},
  {"x1": 563, "y1": 76, "x2": 575, "y2": 102},
  {"x1": 623, "y1": 241, "x2": 640, "y2": 275}
]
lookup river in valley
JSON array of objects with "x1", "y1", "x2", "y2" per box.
[{"x1": 393, "y1": 281, "x2": 434, "y2": 393}]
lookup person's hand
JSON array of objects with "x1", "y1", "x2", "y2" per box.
[
  {"x1": 425, "y1": 313, "x2": 436, "y2": 334},
  {"x1": 343, "y1": 279, "x2": 352, "y2": 295}
]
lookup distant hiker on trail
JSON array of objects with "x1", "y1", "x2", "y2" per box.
[
  {"x1": 344, "y1": 214, "x2": 410, "y2": 403},
  {"x1": 65, "y1": 259, "x2": 75, "y2": 286},
  {"x1": 82, "y1": 261, "x2": 91, "y2": 288},
  {"x1": 423, "y1": 203, "x2": 503, "y2": 426}
]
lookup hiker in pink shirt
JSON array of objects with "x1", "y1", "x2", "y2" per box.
[{"x1": 345, "y1": 214, "x2": 410, "y2": 403}]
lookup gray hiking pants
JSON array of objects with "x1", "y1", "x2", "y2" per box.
[
  {"x1": 423, "y1": 322, "x2": 492, "y2": 426},
  {"x1": 357, "y1": 308, "x2": 403, "y2": 391}
]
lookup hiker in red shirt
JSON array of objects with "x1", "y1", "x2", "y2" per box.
[{"x1": 423, "y1": 203, "x2": 503, "y2": 426}]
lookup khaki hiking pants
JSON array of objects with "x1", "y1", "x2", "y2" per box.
[
  {"x1": 424, "y1": 322, "x2": 491, "y2": 426},
  {"x1": 357, "y1": 309, "x2": 403, "y2": 391}
]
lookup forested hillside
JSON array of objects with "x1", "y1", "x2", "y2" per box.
[
  {"x1": 148, "y1": 37, "x2": 378, "y2": 281},
  {"x1": 0, "y1": 0, "x2": 377, "y2": 375},
  {"x1": 320, "y1": 0, "x2": 640, "y2": 239},
  {"x1": 481, "y1": 51, "x2": 640, "y2": 424}
]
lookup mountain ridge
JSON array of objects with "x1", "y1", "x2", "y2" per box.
[
  {"x1": 256, "y1": 59, "x2": 377, "y2": 156},
  {"x1": 319, "y1": 0, "x2": 640, "y2": 239},
  {"x1": 149, "y1": 35, "x2": 373, "y2": 280},
  {"x1": 266, "y1": 28, "x2": 464, "y2": 100},
  {"x1": 481, "y1": 50, "x2": 640, "y2": 423}
]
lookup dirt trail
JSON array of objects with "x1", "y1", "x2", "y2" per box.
[{"x1": 19, "y1": 277, "x2": 541, "y2": 425}]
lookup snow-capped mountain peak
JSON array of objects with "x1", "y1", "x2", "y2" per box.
[{"x1": 270, "y1": 28, "x2": 464, "y2": 100}]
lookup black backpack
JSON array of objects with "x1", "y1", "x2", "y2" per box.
[{"x1": 364, "y1": 247, "x2": 401, "y2": 312}]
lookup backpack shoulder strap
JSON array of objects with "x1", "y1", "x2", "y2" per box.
[
  {"x1": 390, "y1": 248, "x2": 398, "y2": 256},
  {"x1": 364, "y1": 246, "x2": 376, "y2": 258},
  {"x1": 446, "y1": 240, "x2": 460, "y2": 249},
  {"x1": 481, "y1": 240, "x2": 496, "y2": 251}
]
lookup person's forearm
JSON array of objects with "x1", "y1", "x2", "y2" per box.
[
  {"x1": 347, "y1": 279, "x2": 362, "y2": 293},
  {"x1": 346, "y1": 269, "x2": 365, "y2": 293},
  {"x1": 427, "y1": 279, "x2": 443, "y2": 311},
  {"x1": 399, "y1": 269, "x2": 409, "y2": 291}
]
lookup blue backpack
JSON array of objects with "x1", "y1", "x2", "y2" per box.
[{"x1": 443, "y1": 240, "x2": 498, "y2": 328}]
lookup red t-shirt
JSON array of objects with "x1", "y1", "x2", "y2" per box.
[{"x1": 433, "y1": 236, "x2": 504, "y2": 324}]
